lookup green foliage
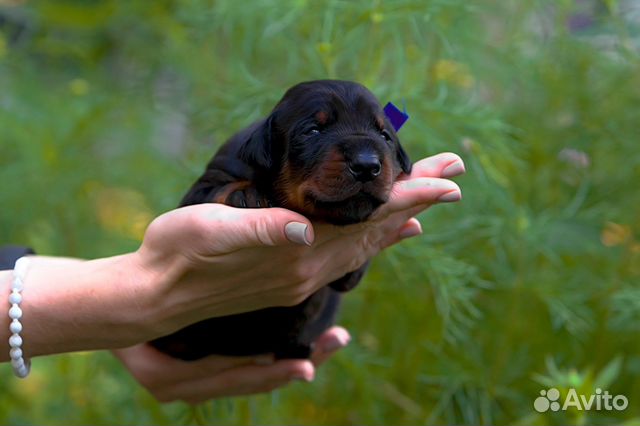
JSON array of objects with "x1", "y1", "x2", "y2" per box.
[{"x1": 1, "y1": 0, "x2": 639, "y2": 424}]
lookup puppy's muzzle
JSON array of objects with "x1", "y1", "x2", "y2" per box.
[{"x1": 347, "y1": 152, "x2": 382, "y2": 182}]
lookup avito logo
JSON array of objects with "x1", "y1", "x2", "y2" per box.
[{"x1": 534, "y1": 388, "x2": 628, "y2": 413}]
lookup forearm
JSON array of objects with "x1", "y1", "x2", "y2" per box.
[{"x1": 0, "y1": 253, "x2": 158, "y2": 362}]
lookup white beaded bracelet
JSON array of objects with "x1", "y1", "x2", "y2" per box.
[{"x1": 8, "y1": 256, "x2": 30, "y2": 378}]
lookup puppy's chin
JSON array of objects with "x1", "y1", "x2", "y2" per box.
[
  {"x1": 275, "y1": 172, "x2": 392, "y2": 225},
  {"x1": 307, "y1": 192, "x2": 386, "y2": 225}
]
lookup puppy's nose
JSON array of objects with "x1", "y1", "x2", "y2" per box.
[{"x1": 348, "y1": 153, "x2": 382, "y2": 182}]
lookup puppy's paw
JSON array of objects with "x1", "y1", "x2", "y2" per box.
[
  {"x1": 211, "y1": 181, "x2": 273, "y2": 208},
  {"x1": 227, "y1": 185, "x2": 273, "y2": 208}
]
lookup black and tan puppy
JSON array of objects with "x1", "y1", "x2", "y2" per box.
[{"x1": 151, "y1": 80, "x2": 412, "y2": 360}]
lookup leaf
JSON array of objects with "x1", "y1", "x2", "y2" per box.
[{"x1": 593, "y1": 356, "x2": 623, "y2": 390}]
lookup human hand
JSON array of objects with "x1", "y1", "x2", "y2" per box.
[
  {"x1": 0, "y1": 152, "x2": 463, "y2": 362},
  {"x1": 112, "y1": 326, "x2": 351, "y2": 404},
  {"x1": 305, "y1": 151, "x2": 466, "y2": 284},
  {"x1": 133, "y1": 152, "x2": 465, "y2": 340}
]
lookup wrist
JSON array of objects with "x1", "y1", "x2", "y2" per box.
[
  {"x1": 102, "y1": 252, "x2": 169, "y2": 343},
  {"x1": 2, "y1": 253, "x2": 161, "y2": 360},
  {"x1": 130, "y1": 246, "x2": 192, "y2": 338}
]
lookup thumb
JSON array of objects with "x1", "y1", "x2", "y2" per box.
[{"x1": 195, "y1": 205, "x2": 315, "y2": 250}]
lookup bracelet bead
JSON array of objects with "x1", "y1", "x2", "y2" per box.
[
  {"x1": 9, "y1": 347, "x2": 22, "y2": 360},
  {"x1": 8, "y1": 305, "x2": 22, "y2": 320},
  {"x1": 9, "y1": 333, "x2": 22, "y2": 348},
  {"x1": 9, "y1": 319, "x2": 22, "y2": 334},
  {"x1": 15, "y1": 363, "x2": 29, "y2": 378},
  {"x1": 11, "y1": 278, "x2": 23, "y2": 292},
  {"x1": 13, "y1": 257, "x2": 29, "y2": 280},
  {"x1": 7, "y1": 256, "x2": 30, "y2": 378},
  {"x1": 9, "y1": 291, "x2": 22, "y2": 305},
  {"x1": 11, "y1": 357, "x2": 24, "y2": 369}
]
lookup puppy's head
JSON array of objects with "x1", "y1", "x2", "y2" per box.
[{"x1": 241, "y1": 80, "x2": 412, "y2": 225}]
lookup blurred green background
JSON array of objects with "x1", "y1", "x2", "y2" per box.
[{"x1": 1, "y1": 0, "x2": 639, "y2": 425}]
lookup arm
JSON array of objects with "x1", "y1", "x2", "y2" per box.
[
  {"x1": 0, "y1": 254, "x2": 152, "y2": 361},
  {"x1": 1, "y1": 152, "x2": 464, "y2": 395},
  {"x1": 110, "y1": 151, "x2": 466, "y2": 404}
]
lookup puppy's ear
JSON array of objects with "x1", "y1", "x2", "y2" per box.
[
  {"x1": 395, "y1": 141, "x2": 412, "y2": 175},
  {"x1": 179, "y1": 178, "x2": 216, "y2": 207},
  {"x1": 383, "y1": 116, "x2": 412, "y2": 174},
  {"x1": 393, "y1": 134, "x2": 412, "y2": 174},
  {"x1": 238, "y1": 115, "x2": 274, "y2": 170}
]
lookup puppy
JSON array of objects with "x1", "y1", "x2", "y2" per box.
[{"x1": 151, "y1": 80, "x2": 412, "y2": 360}]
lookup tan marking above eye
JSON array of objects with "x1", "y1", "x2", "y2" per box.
[
  {"x1": 315, "y1": 111, "x2": 328, "y2": 125},
  {"x1": 375, "y1": 115, "x2": 385, "y2": 130}
]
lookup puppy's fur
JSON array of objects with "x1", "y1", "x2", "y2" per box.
[{"x1": 151, "y1": 80, "x2": 411, "y2": 360}]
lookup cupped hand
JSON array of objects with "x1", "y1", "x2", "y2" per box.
[
  {"x1": 308, "y1": 152, "x2": 465, "y2": 283},
  {"x1": 134, "y1": 152, "x2": 465, "y2": 340},
  {"x1": 112, "y1": 326, "x2": 351, "y2": 404},
  {"x1": 117, "y1": 152, "x2": 463, "y2": 403}
]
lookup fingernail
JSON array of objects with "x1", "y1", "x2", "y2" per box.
[
  {"x1": 437, "y1": 190, "x2": 462, "y2": 202},
  {"x1": 254, "y1": 355, "x2": 274, "y2": 366},
  {"x1": 399, "y1": 223, "x2": 422, "y2": 240},
  {"x1": 441, "y1": 160, "x2": 466, "y2": 178},
  {"x1": 285, "y1": 222, "x2": 312, "y2": 246},
  {"x1": 291, "y1": 371, "x2": 314, "y2": 383},
  {"x1": 322, "y1": 334, "x2": 351, "y2": 354}
]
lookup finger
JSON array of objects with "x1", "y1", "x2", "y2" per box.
[
  {"x1": 181, "y1": 352, "x2": 275, "y2": 377},
  {"x1": 191, "y1": 204, "x2": 315, "y2": 249},
  {"x1": 379, "y1": 217, "x2": 423, "y2": 250},
  {"x1": 408, "y1": 152, "x2": 466, "y2": 179},
  {"x1": 398, "y1": 217, "x2": 423, "y2": 240},
  {"x1": 113, "y1": 344, "x2": 274, "y2": 385},
  {"x1": 167, "y1": 360, "x2": 315, "y2": 404},
  {"x1": 375, "y1": 178, "x2": 461, "y2": 218},
  {"x1": 311, "y1": 326, "x2": 351, "y2": 366}
]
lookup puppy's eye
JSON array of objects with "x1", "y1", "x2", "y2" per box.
[
  {"x1": 304, "y1": 126, "x2": 321, "y2": 136},
  {"x1": 380, "y1": 129, "x2": 393, "y2": 142}
]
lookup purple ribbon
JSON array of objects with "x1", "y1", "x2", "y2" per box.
[{"x1": 383, "y1": 102, "x2": 409, "y2": 132}]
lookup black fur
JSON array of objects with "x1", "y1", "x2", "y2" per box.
[{"x1": 150, "y1": 80, "x2": 411, "y2": 360}]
